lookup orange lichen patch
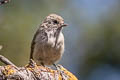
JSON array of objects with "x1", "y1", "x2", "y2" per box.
[
  {"x1": 58, "y1": 65, "x2": 78, "y2": 80},
  {"x1": 58, "y1": 74, "x2": 62, "y2": 80},
  {"x1": 25, "y1": 60, "x2": 78, "y2": 80},
  {"x1": 2, "y1": 65, "x2": 15, "y2": 76},
  {"x1": 27, "y1": 65, "x2": 78, "y2": 80}
]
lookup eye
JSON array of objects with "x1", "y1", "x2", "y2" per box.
[
  {"x1": 48, "y1": 21, "x2": 51, "y2": 24},
  {"x1": 53, "y1": 20, "x2": 59, "y2": 24}
]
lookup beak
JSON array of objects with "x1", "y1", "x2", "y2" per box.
[{"x1": 61, "y1": 23, "x2": 68, "y2": 27}]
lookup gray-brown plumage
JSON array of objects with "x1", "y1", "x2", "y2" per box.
[{"x1": 30, "y1": 14, "x2": 67, "y2": 66}]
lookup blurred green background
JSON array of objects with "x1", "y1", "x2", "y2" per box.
[{"x1": 0, "y1": 0, "x2": 120, "y2": 80}]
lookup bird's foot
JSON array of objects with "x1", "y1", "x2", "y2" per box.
[
  {"x1": 53, "y1": 64, "x2": 61, "y2": 70},
  {"x1": 53, "y1": 64, "x2": 68, "y2": 79},
  {"x1": 25, "y1": 59, "x2": 37, "y2": 68}
]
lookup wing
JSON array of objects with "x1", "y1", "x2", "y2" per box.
[
  {"x1": 30, "y1": 29, "x2": 39, "y2": 59},
  {"x1": 30, "y1": 28, "x2": 48, "y2": 59}
]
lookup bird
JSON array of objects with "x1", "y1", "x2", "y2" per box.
[{"x1": 30, "y1": 14, "x2": 67, "y2": 67}]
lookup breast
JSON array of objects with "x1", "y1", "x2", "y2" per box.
[
  {"x1": 44, "y1": 32, "x2": 65, "y2": 61},
  {"x1": 55, "y1": 32, "x2": 64, "y2": 54},
  {"x1": 33, "y1": 32, "x2": 64, "y2": 65}
]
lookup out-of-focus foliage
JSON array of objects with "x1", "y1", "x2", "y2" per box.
[{"x1": 0, "y1": 0, "x2": 120, "y2": 80}]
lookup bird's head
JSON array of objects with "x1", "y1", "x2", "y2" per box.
[{"x1": 42, "y1": 14, "x2": 67, "y2": 29}]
